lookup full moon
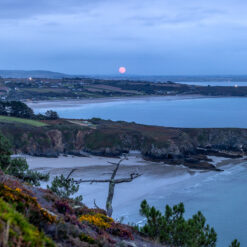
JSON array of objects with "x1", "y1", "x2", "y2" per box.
[{"x1": 119, "y1": 67, "x2": 126, "y2": 74}]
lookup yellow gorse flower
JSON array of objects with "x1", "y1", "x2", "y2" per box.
[{"x1": 79, "y1": 213, "x2": 114, "y2": 229}]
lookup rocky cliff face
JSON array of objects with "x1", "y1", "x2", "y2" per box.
[{"x1": 2, "y1": 120, "x2": 247, "y2": 169}]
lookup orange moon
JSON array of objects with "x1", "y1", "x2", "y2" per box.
[{"x1": 119, "y1": 67, "x2": 126, "y2": 74}]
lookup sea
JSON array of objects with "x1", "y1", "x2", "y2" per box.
[
  {"x1": 30, "y1": 81, "x2": 247, "y2": 246},
  {"x1": 33, "y1": 96, "x2": 247, "y2": 128}
]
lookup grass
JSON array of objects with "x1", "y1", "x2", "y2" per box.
[
  {"x1": 23, "y1": 88, "x2": 69, "y2": 93},
  {"x1": 0, "y1": 116, "x2": 47, "y2": 127},
  {"x1": 0, "y1": 198, "x2": 55, "y2": 247}
]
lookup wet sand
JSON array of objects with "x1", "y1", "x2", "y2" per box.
[
  {"x1": 27, "y1": 94, "x2": 217, "y2": 110},
  {"x1": 20, "y1": 152, "x2": 244, "y2": 221}
]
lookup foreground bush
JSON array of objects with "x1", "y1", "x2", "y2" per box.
[
  {"x1": 0, "y1": 134, "x2": 49, "y2": 186},
  {"x1": 0, "y1": 198, "x2": 54, "y2": 247},
  {"x1": 138, "y1": 200, "x2": 239, "y2": 247},
  {"x1": 48, "y1": 174, "x2": 82, "y2": 203}
]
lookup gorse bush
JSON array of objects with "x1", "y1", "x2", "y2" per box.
[
  {"x1": 79, "y1": 213, "x2": 114, "y2": 229},
  {"x1": 0, "y1": 134, "x2": 49, "y2": 186},
  {"x1": 48, "y1": 174, "x2": 82, "y2": 203},
  {"x1": 0, "y1": 198, "x2": 55, "y2": 247},
  {"x1": 138, "y1": 200, "x2": 239, "y2": 247}
]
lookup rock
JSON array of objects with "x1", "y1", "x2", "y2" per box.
[{"x1": 118, "y1": 240, "x2": 137, "y2": 247}]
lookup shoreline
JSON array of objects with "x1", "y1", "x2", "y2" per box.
[
  {"x1": 23, "y1": 154, "x2": 247, "y2": 219},
  {"x1": 26, "y1": 94, "x2": 220, "y2": 109}
]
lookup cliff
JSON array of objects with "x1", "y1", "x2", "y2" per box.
[{"x1": 1, "y1": 118, "x2": 247, "y2": 170}]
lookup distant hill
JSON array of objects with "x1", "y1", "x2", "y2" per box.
[
  {"x1": 91, "y1": 75, "x2": 247, "y2": 82},
  {"x1": 0, "y1": 70, "x2": 71, "y2": 79}
]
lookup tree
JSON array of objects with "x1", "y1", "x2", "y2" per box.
[
  {"x1": 230, "y1": 239, "x2": 240, "y2": 247},
  {"x1": 9, "y1": 101, "x2": 34, "y2": 118},
  {"x1": 139, "y1": 200, "x2": 240, "y2": 247},
  {"x1": 0, "y1": 134, "x2": 12, "y2": 170},
  {"x1": 139, "y1": 200, "x2": 217, "y2": 247},
  {"x1": 45, "y1": 110, "x2": 59, "y2": 120},
  {"x1": 48, "y1": 169, "x2": 82, "y2": 203},
  {"x1": 76, "y1": 157, "x2": 142, "y2": 216},
  {"x1": 0, "y1": 134, "x2": 49, "y2": 186}
]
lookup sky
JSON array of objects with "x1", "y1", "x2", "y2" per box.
[{"x1": 0, "y1": 0, "x2": 247, "y2": 75}]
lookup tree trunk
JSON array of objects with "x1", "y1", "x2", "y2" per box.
[{"x1": 106, "y1": 181, "x2": 115, "y2": 217}]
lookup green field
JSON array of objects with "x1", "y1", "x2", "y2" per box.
[{"x1": 0, "y1": 116, "x2": 47, "y2": 127}]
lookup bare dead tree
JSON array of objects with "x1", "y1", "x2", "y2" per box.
[{"x1": 76, "y1": 157, "x2": 142, "y2": 217}]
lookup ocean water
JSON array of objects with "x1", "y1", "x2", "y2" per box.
[
  {"x1": 179, "y1": 81, "x2": 247, "y2": 86},
  {"x1": 113, "y1": 162, "x2": 247, "y2": 247},
  {"x1": 30, "y1": 97, "x2": 247, "y2": 246},
  {"x1": 33, "y1": 97, "x2": 247, "y2": 128}
]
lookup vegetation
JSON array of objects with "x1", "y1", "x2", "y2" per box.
[
  {"x1": 0, "y1": 100, "x2": 59, "y2": 122},
  {"x1": 79, "y1": 213, "x2": 114, "y2": 229},
  {"x1": 138, "y1": 200, "x2": 239, "y2": 247},
  {"x1": 0, "y1": 198, "x2": 55, "y2": 247},
  {"x1": 0, "y1": 101, "x2": 34, "y2": 119},
  {"x1": 0, "y1": 115, "x2": 47, "y2": 127},
  {"x1": 4, "y1": 76, "x2": 247, "y2": 101},
  {"x1": 45, "y1": 110, "x2": 59, "y2": 120},
  {"x1": 0, "y1": 134, "x2": 49, "y2": 186},
  {"x1": 0, "y1": 121, "x2": 243, "y2": 246},
  {"x1": 0, "y1": 184, "x2": 56, "y2": 227},
  {"x1": 230, "y1": 239, "x2": 241, "y2": 247},
  {"x1": 47, "y1": 172, "x2": 82, "y2": 203}
]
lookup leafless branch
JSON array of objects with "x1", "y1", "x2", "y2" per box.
[
  {"x1": 76, "y1": 179, "x2": 112, "y2": 184},
  {"x1": 76, "y1": 173, "x2": 142, "y2": 184},
  {"x1": 94, "y1": 199, "x2": 100, "y2": 209},
  {"x1": 110, "y1": 156, "x2": 127, "y2": 180},
  {"x1": 76, "y1": 156, "x2": 141, "y2": 217},
  {"x1": 66, "y1": 168, "x2": 77, "y2": 180},
  {"x1": 114, "y1": 173, "x2": 142, "y2": 184}
]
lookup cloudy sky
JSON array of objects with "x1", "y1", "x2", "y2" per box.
[{"x1": 0, "y1": 0, "x2": 247, "y2": 75}]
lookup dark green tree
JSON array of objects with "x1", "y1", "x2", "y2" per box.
[
  {"x1": 45, "y1": 110, "x2": 59, "y2": 120},
  {"x1": 0, "y1": 134, "x2": 12, "y2": 170},
  {"x1": 48, "y1": 170, "x2": 82, "y2": 203},
  {"x1": 230, "y1": 239, "x2": 240, "y2": 247},
  {"x1": 9, "y1": 101, "x2": 34, "y2": 118},
  {"x1": 139, "y1": 200, "x2": 240, "y2": 247},
  {"x1": 139, "y1": 200, "x2": 217, "y2": 247}
]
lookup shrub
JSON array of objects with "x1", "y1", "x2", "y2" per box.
[
  {"x1": 0, "y1": 134, "x2": 12, "y2": 169},
  {"x1": 48, "y1": 174, "x2": 82, "y2": 203},
  {"x1": 79, "y1": 233, "x2": 96, "y2": 244},
  {"x1": 139, "y1": 200, "x2": 216, "y2": 247},
  {"x1": 45, "y1": 110, "x2": 59, "y2": 120},
  {"x1": 0, "y1": 184, "x2": 56, "y2": 228},
  {"x1": 54, "y1": 200, "x2": 74, "y2": 215},
  {"x1": 230, "y1": 239, "x2": 240, "y2": 247},
  {"x1": 0, "y1": 134, "x2": 49, "y2": 186},
  {"x1": 139, "y1": 200, "x2": 240, "y2": 247},
  {"x1": 0, "y1": 198, "x2": 55, "y2": 247},
  {"x1": 79, "y1": 213, "x2": 113, "y2": 229}
]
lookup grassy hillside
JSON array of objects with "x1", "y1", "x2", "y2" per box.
[{"x1": 0, "y1": 116, "x2": 47, "y2": 127}]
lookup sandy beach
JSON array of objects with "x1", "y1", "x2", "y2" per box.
[
  {"x1": 26, "y1": 94, "x2": 217, "y2": 110},
  {"x1": 20, "y1": 152, "x2": 245, "y2": 223}
]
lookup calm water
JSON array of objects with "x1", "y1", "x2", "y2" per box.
[
  {"x1": 180, "y1": 81, "x2": 247, "y2": 86},
  {"x1": 31, "y1": 97, "x2": 247, "y2": 246},
  {"x1": 33, "y1": 97, "x2": 247, "y2": 128},
  {"x1": 114, "y1": 162, "x2": 247, "y2": 247}
]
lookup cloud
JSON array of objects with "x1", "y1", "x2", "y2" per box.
[
  {"x1": 0, "y1": 0, "x2": 247, "y2": 74},
  {"x1": 0, "y1": 0, "x2": 102, "y2": 19}
]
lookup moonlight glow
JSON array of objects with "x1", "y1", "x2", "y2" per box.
[{"x1": 119, "y1": 67, "x2": 126, "y2": 74}]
